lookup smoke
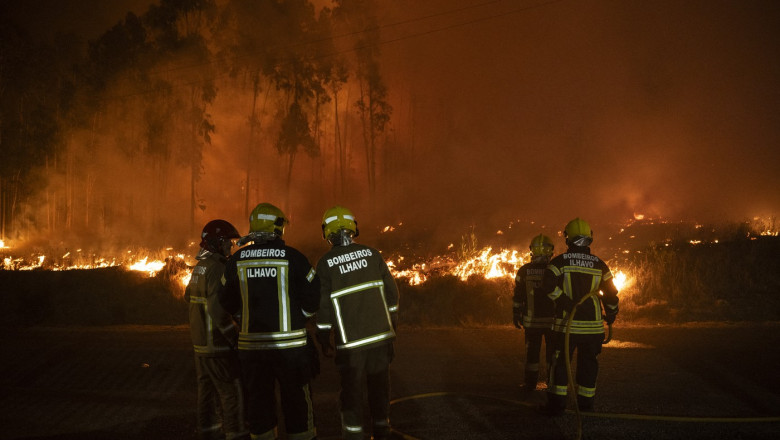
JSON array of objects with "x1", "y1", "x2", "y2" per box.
[
  {"x1": 3, "y1": 0, "x2": 779, "y2": 257},
  {"x1": 379, "y1": 0, "x2": 780, "y2": 231}
]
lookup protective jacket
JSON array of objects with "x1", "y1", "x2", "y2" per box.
[
  {"x1": 186, "y1": 251, "x2": 239, "y2": 356},
  {"x1": 219, "y1": 237, "x2": 320, "y2": 352},
  {"x1": 513, "y1": 260, "x2": 555, "y2": 329},
  {"x1": 316, "y1": 243, "x2": 399, "y2": 351},
  {"x1": 539, "y1": 245, "x2": 619, "y2": 334}
]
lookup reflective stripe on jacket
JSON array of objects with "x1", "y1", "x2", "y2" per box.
[
  {"x1": 316, "y1": 243, "x2": 399, "y2": 351},
  {"x1": 513, "y1": 261, "x2": 555, "y2": 329},
  {"x1": 539, "y1": 246, "x2": 619, "y2": 335},
  {"x1": 185, "y1": 252, "x2": 238, "y2": 356},
  {"x1": 219, "y1": 238, "x2": 320, "y2": 351}
]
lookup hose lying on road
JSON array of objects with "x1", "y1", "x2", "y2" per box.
[{"x1": 387, "y1": 391, "x2": 780, "y2": 440}]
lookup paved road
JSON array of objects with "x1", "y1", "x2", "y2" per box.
[{"x1": 1, "y1": 324, "x2": 779, "y2": 439}]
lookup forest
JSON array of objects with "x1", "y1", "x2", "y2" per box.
[
  {"x1": 1, "y1": 0, "x2": 403, "y2": 249},
  {"x1": 3, "y1": 0, "x2": 779, "y2": 255}
]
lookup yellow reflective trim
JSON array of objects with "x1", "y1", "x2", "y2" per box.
[
  {"x1": 553, "y1": 318, "x2": 605, "y2": 334},
  {"x1": 578, "y1": 385, "x2": 596, "y2": 397},
  {"x1": 331, "y1": 280, "x2": 384, "y2": 298},
  {"x1": 344, "y1": 425, "x2": 363, "y2": 433},
  {"x1": 238, "y1": 338, "x2": 307, "y2": 350},
  {"x1": 306, "y1": 267, "x2": 316, "y2": 282},
  {"x1": 338, "y1": 331, "x2": 395, "y2": 350},
  {"x1": 189, "y1": 296, "x2": 207, "y2": 304},
  {"x1": 240, "y1": 329, "x2": 306, "y2": 340},
  {"x1": 553, "y1": 385, "x2": 568, "y2": 396},
  {"x1": 562, "y1": 266, "x2": 602, "y2": 276}
]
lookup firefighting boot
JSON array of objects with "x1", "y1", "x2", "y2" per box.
[
  {"x1": 577, "y1": 394, "x2": 594, "y2": 412},
  {"x1": 522, "y1": 370, "x2": 540, "y2": 391},
  {"x1": 537, "y1": 392, "x2": 566, "y2": 417},
  {"x1": 371, "y1": 418, "x2": 391, "y2": 440}
]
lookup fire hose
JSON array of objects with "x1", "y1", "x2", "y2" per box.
[{"x1": 381, "y1": 311, "x2": 779, "y2": 440}]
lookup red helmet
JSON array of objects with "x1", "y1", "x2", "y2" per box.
[{"x1": 200, "y1": 219, "x2": 240, "y2": 256}]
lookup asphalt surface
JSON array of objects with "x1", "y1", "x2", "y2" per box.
[{"x1": 1, "y1": 324, "x2": 779, "y2": 440}]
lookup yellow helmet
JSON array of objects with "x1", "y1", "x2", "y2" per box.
[
  {"x1": 564, "y1": 217, "x2": 593, "y2": 247},
  {"x1": 249, "y1": 203, "x2": 288, "y2": 236},
  {"x1": 529, "y1": 234, "x2": 554, "y2": 259},
  {"x1": 322, "y1": 205, "x2": 358, "y2": 240}
]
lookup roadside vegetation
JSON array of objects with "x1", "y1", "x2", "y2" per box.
[
  {"x1": 1, "y1": 223, "x2": 778, "y2": 328},
  {"x1": 399, "y1": 233, "x2": 780, "y2": 327}
]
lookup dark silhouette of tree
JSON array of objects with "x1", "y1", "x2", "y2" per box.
[
  {"x1": 333, "y1": 0, "x2": 392, "y2": 207},
  {"x1": 219, "y1": 0, "x2": 327, "y2": 212},
  {"x1": 0, "y1": 12, "x2": 82, "y2": 239},
  {"x1": 276, "y1": 101, "x2": 317, "y2": 201},
  {"x1": 145, "y1": 0, "x2": 218, "y2": 233}
]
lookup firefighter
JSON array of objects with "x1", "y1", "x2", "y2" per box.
[
  {"x1": 513, "y1": 234, "x2": 556, "y2": 392},
  {"x1": 218, "y1": 203, "x2": 320, "y2": 440},
  {"x1": 537, "y1": 218, "x2": 619, "y2": 415},
  {"x1": 315, "y1": 206, "x2": 399, "y2": 440},
  {"x1": 185, "y1": 219, "x2": 249, "y2": 440}
]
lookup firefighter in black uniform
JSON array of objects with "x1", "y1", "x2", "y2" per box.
[
  {"x1": 219, "y1": 203, "x2": 320, "y2": 440},
  {"x1": 537, "y1": 218, "x2": 619, "y2": 415},
  {"x1": 315, "y1": 206, "x2": 399, "y2": 440},
  {"x1": 186, "y1": 219, "x2": 248, "y2": 440},
  {"x1": 513, "y1": 234, "x2": 556, "y2": 392}
]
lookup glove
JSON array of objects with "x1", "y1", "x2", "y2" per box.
[
  {"x1": 512, "y1": 310, "x2": 523, "y2": 329},
  {"x1": 604, "y1": 304, "x2": 618, "y2": 325},
  {"x1": 317, "y1": 331, "x2": 335, "y2": 358}
]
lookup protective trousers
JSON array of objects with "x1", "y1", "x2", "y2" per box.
[
  {"x1": 523, "y1": 327, "x2": 555, "y2": 388},
  {"x1": 546, "y1": 332, "x2": 603, "y2": 411},
  {"x1": 240, "y1": 348, "x2": 316, "y2": 440},
  {"x1": 336, "y1": 343, "x2": 394, "y2": 440},
  {"x1": 195, "y1": 356, "x2": 248, "y2": 440}
]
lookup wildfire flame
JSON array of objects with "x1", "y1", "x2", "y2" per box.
[
  {"x1": 0, "y1": 215, "x2": 773, "y2": 297},
  {"x1": 386, "y1": 246, "x2": 529, "y2": 285},
  {"x1": 612, "y1": 270, "x2": 630, "y2": 292},
  {"x1": 1, "y1": 243, "x2": 193, "y2": 291},
  {"x1": 128, "y1": 257, "x2": 166, "y2": 275}
]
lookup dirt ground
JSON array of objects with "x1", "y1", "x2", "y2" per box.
[{"x1": 1, "y1": 323, "x2": 779, "y2": 440}]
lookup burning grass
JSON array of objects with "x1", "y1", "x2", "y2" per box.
[
  {"x1": 393, "y1": 224, "x2": 780, "y2": 327},
  {"x1": 0, "y1": 219, "x2": 778, "y2": 327}
]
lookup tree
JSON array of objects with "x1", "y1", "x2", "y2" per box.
[
  {"x1": 333, "y1": 0, "x2": 392, "y2": 206},
  {"x1": 145, "y1": 0, "x2": 218, "y2": 233},
  {"x1": 276, "y1": 101, "x2": 317, "y2": 201}
]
